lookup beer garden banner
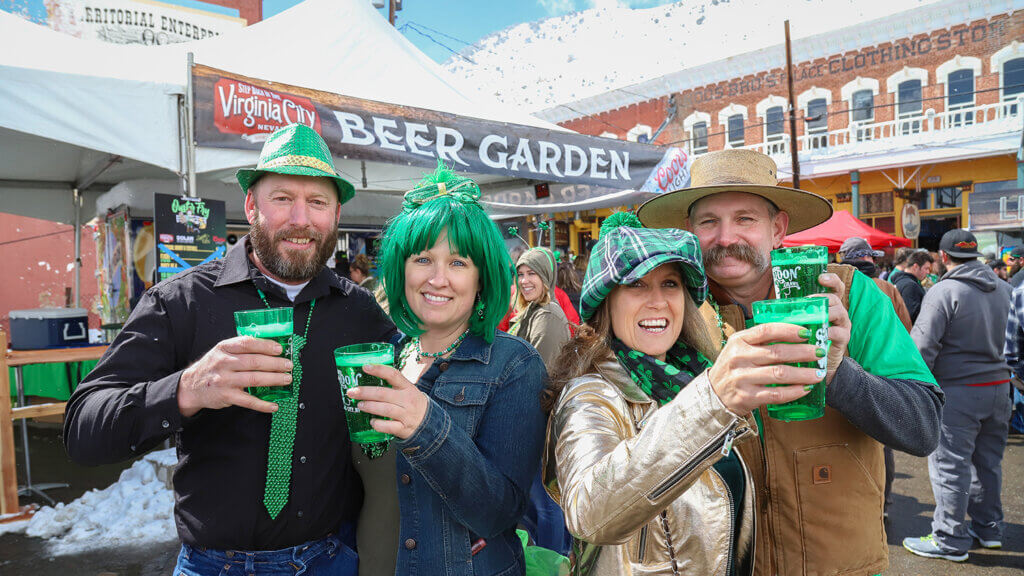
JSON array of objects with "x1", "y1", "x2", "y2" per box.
[{"x1": 193, "y1": 65, "x2": 689, "y2": 197}]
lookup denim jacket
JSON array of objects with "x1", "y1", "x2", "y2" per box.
[{"x1": 395, "y1": 330, "x2": 548, "y2": 576}]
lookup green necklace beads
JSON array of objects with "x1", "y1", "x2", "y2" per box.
[{"x1": 412, "y1": 328, "x2": 469, "y2": 362}]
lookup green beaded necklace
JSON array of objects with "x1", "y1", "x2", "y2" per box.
[
  {"x1": 411, "y1": 328, "x2": 469, "y2": 362},
  {"x1": 707, "y1": 294, "x2": 728, "y2": 349}
]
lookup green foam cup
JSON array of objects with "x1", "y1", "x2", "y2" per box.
[
  {"x1": 334, "y1": 342, "x2": 395, "y2": 445},
  {"x1": 233, "y1": 307, "x2": 293, "y2": 402},
  {"x1": 771, "y1": 245, "x2": 828, "y2": 299},
  {"x1": 752, "y1": 296, "x2": 830, "y2": 422}
]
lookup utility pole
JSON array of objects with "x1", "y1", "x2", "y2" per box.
[
  {"x1": 784, "y1": 20, "x2": 801, "y2": 189},
  {"x1": 389, "y1": 0, "x2": 397, "y2": 26}
]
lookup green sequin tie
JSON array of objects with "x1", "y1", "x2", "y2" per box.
[{"x1": 256, "y1": 289, "x2": 315, "y2": 519}]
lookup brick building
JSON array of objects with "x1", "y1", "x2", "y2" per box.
[{"x1": 538, "y1": 0, "x2": 1023, "y2": 254}]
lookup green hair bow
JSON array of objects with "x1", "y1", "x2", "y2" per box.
[{"x1": 402, "y1": 160, "x2": 481, "y2": 212}]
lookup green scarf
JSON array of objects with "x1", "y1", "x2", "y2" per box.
[{"x1": 611, "y1": 338, "x2": 712, "y2": 406}]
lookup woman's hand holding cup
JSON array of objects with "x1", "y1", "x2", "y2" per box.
[{"x1": 708, "y1": 322, "x2": 827, "y2": 415}]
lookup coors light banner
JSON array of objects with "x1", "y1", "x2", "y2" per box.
[{"x1": 193, "y1": 65, "x2": 669, "y2": 190}]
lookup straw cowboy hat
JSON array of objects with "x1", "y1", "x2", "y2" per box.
[
  {"x1": 236, "y1": 124, "x2": 355, "y2": 204},
  {"x1": 636, "y1": 148, "x2": 833, "y2": 234}
]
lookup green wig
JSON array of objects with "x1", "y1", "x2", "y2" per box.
[{"x1": 378, "y1": 162, "x2": 513, "y2": 342}]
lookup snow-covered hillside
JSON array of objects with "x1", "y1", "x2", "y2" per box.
[{"x1": 444, "y1": 0, "x2": 945, "y2": 112}]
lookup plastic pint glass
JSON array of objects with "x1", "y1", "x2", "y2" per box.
[
  {"x1": 334, "y1": 342, "x2": 394, "y2": 444},
  {"x1": 752, "y1": 296, "x2": 830, "y2": 422},
  {"x1": 233, "y1": 307, "x2": 294, "y2": 402},
  {"x1": 771, "y1": 245, "x2": 828, "y2": 299}
]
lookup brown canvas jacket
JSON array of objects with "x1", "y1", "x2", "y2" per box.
[{"x1": 701, "y1": 264, "x2": 888, "y2": 576}]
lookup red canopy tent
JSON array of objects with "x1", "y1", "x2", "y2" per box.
[{"x1": 783, "y1": 210, "x2": 912, "y2": 252}]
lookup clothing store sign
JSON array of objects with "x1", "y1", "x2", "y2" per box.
[
  {"x1": 193, "y1": 65, "x2": 667, "y2": 189},
  {"x1": 153, "y1": 193, "x2": 227, "y2": 281}
]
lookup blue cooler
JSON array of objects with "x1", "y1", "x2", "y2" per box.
[{"x1": 9, "y1": 308, "x2": 90, "y2": 350}]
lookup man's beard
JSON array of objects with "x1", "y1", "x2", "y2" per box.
[
  {"x1": 704, "y1": 243, "x2": 770, "y2": 276},
  {"x1": 250, "y1": 210, "x2": 338, "y2": 282}
]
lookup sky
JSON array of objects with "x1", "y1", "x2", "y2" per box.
[{"x1": 0, "y1": 0, "x2": 677, "y2": 63}]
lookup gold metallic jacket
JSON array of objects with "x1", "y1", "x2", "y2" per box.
[{"x1": 543, "y1": 358, "x2": 757, "y2": 576}]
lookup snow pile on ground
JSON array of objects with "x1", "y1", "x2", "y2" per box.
[
  {"x1": 444, "y1": 0, "x2": 943, "y2": 112},
  {"x1": 0, "y1": 448, "x2": 177, "y2": 554}
]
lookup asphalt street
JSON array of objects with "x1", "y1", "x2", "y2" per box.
[{"x1": 0, "y1": 424, "x2": 1020, "y2": 575}]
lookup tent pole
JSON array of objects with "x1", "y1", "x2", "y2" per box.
[
  {"x1": 186, "y1": 52, "x2": 197, "y2": 198},
  {"x1": 73, "y1": 188, "x2": 81, "y2": 308}
]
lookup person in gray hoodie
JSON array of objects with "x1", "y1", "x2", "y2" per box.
[{"x1": 904, "y1": 229, "x2": 1013, "y2": 563}]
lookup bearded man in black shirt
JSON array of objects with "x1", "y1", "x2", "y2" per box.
[{"x1": 64, "y1": 124, "x2": 397, "y2": 575}]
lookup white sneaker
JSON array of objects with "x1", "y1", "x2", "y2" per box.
[{"x1": 967, "y1": 526, "x2": 1002, "y2": 549}]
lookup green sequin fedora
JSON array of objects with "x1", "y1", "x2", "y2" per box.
[{"x1": 236, "y1": 124, "x2": 355, "y2": 204}]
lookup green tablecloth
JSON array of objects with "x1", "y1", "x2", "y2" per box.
[{"x1": 8, "y1": 360, "x2": 100, "y2": 401}]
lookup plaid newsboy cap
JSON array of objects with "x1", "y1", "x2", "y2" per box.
[{"x1": 580, "y1": 213, "x2": 708, "y2": 322}]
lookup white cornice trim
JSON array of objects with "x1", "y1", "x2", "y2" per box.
[
  {"x1": 797, "y1": 86, "x2": 833, "y2": 111},
  {"x1": 841, "y1": 77, "x2": 881, "y2": 101},
  {"x1": 886, "y1": 66, "x2": 930, "y2": 92},
  {"x1": 756, "y1": 95, "x2": 789, "y2": 116},
  {"x1": 991, "y1": 41, "x2": 1024, "y2": 78},
  {"x1": 683, "y1": 110, "x2": 711, "y2": 131},
  {"x1": 718, "y1": 103, "x2": 749, "y2": 125}
]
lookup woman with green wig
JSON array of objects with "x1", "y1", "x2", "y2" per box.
[
  {"x1": 542, "y1": 213, "x2": 822, "y2": 575},
  {"x1": 345, "y1": 164, "x2": 548, "y2": 576}
]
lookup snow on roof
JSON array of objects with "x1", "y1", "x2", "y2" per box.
[{"x1": 444, "y1": 0, "x2": 1003, "y2": 117}]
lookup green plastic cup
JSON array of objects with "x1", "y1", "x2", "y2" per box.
[
  {"x1": 334, "y1": 342, "x2": 395, "y2": 444},
  {"x1": 233, "y1": 307, "x2": 293, "y2": 402},
  {"x1": 771, "y1": 245, "x2": 828, "y2": 299},
  {"x1": 752, "y1": 296, "x2": 830, "y2": 422}
]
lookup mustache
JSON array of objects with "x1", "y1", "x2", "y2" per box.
[
  {"x1": 704, "y1": 243, "x2": 769, "y2": 271},
  {"x1": 273, "y1": 226, "x2": 324, "y2": 244}
]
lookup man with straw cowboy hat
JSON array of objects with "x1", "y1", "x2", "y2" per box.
[
  {"x1": 65, "y1": 124, "x2": 397, "y2": 575},
  {"x1": 636, "y1": 148, "x2": 943, "y2": 576}
]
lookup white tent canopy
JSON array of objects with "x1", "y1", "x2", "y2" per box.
[{"x1": 0, "y1": 0, "x2": 571, "y2": 223}]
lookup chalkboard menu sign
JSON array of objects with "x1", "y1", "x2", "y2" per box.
[{"x1": 154, "y1": 193, "x2": 227, "y2": 281}]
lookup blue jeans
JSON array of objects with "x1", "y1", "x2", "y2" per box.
[{"x1": 174, "y1": 531, "x2": 357, "y2": 576}]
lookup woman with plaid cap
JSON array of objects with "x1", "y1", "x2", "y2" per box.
[{"x1": 542, "y1": 213, "x2": 822, "y2": 575}]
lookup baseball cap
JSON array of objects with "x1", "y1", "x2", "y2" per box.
[
  {"x1": 838, "y1": 237, "x2": 883, "y2": 260},
  {"x1": 1009, "y1": 245, "x2": 1024, "y2": 259},
  {"x1": 939, "y1": 229, "x2": 983, "y2": 259}
]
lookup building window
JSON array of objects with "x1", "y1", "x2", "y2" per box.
[
  {"x1": 1004, "y1": 57, "x2": 1024, "y2": 115},
  {"x1": 851, "y1": 89, "x2": 874, "y2": 141},
  {"x1": 897, "y1": 79, "x2": 923, "y2": 134},
  {"x1": 947, "y1": 69, "x2": 974, "y2": 127},
  {"x1": 764, "y1": 106, "x2": 785, "y2": 154},
  {"x1": 691, "y1": 121, "x2": 708, "y2": 154},
  {"x1": 806, "y1": 98, "x2": 828, "y2": 149},
  {"x1": 727, "y1": 115, "x2": 744, "y2": 147},
  {"x1": 934, "y1": 187, "x2": 963, "y2": 209},
  {"x1": 851, "y1": 90, "x2": 874, "y2": 122},
  {"x1": 860, "y1": 191, "x2": 894, "y2": 215}
]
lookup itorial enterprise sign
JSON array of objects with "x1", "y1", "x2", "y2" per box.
[
  {"x1": 193, "y1": 65, "x2": 668, "y2": 190},
  {"x1": 42, "y1": 0, "x2": 246, "y2": 45}
]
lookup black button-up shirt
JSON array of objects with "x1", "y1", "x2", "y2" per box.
[{"x1": 64, "y1": 238, "x2": 397, "y2": 551}]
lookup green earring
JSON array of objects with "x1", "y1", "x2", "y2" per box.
[{"x1": 475, "y1": 293, "x2": 485, "y2": 319}]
